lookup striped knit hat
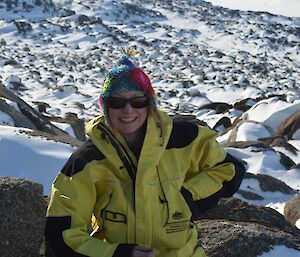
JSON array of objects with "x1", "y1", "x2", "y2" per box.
[{"x1": 98, "y1": 48, "x2": 156, "y2": 108}]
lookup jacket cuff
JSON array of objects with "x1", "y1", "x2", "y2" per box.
[
  {"x1": 112, "y1": 244, "x2": 137, "y2": 257},
  {"x1": 180, "y1": 187, "x2": 199, "y2": 221}
]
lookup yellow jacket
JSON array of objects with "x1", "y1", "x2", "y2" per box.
[{"x1": 45, "y1": 111, "x2": 245, "y2": 257}]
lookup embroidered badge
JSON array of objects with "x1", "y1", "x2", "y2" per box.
[
  {"x1": 166, "y1": 220, "x2": 189, "y2": 233},
  {"x1": 172, "y1": 211, "x2": 184, "y2": 220}
]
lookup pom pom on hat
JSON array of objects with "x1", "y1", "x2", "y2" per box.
[{"x1": 98, "y1": 47, "x2": 155, "y2": 108}]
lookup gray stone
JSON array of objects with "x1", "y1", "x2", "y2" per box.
[
  {"x1": 14, "y1": 21, "x2": 32, "y2": 33},
  {"x1": 198, "y1": 198, "x2": 300, "y2": 257},
  {"x1": 77, "y1": 14, "x2": 90, "y2": 25},
  {"x1": 277, "y1": 109, "x2": 300, "y2": 140},
  {"x1": 0, "y1": 176, "x2": 46, "y2": 257},
  {"x1": 244, "y1": 173, "x2": 297, "y2": 195},
  {"x1": 237, "y1": 189, "x2": 264, "y2": 200},
  {"x1": 199, "y1": 219, "x2": 299, "y2": 257},
  {"x1": 284, "y1": 194, "x2": 300, "y2": 225}
]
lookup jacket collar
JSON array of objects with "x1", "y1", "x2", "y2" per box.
[{"x1": 86, "y1": 110, "x2": 173, "y2": 175}]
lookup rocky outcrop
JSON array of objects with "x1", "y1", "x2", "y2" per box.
[
  {"x1": 284, "y1": 194, "x2": 300, "y2": 225},
  {"x1": 14, "y1": 21, "x2": 33, "y2": 33},
  {"x1": 277, "y1": 110, "x2": 300, "y2": 139},
  {"x1": 243, "y1": 173, "x2": 297, "y2": 195},
  {"x1": 0, "y1": 81, "x2": 68, "y2": 137},
  {"x1": 1, "y1": 177, "x2": 299, "y2": 257},
  {"x1": 198, "y1": 198, "x2": 300, "y2": 257},
  {"x1": 0, "y1": 176, "x2": 46, "y2": 257},
  {"x1": 235, "y1": 172, "x2": 297, "y2": 202},
  {"x1": 0, "y1": 81, "x2": 85, "y2": 144},
  {"x1": 171, "y1": 114, "x2": 208, "y2": 127}
]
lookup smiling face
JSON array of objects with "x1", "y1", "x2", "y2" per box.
[{"x1": 107, "y1": 91, "x2": 149, "y2": 143}]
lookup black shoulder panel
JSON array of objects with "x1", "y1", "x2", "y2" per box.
[
  {"x1": 61, "y1": 140, "x2": 105, "y2": 177},
  {"x1": 166, "y1": 121, "x2": 198, "y2": 149}
]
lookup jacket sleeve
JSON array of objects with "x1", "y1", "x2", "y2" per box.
[
  {"x1": 181, "y1": 126, "x2": 245, "y2": 220},
  {"x1": 45, "y1": 156, "x2": 135, "y2": 257}
]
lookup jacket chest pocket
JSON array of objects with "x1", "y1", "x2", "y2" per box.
[
  {"x1": 99, "y1": 191, "x2": 128, "y2": 244},
  {"x1": 103, "y1": 210, "x2": 127, "y2": 223},
  {"x1": 101, "y1": 209, "x2": 128, "y2": 243}
]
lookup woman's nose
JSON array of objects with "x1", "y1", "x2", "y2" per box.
[{"x1": 122, "y1": 102, "x2": 133, "y2": 112}]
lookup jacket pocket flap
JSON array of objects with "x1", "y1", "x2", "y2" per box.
[{"x1": 104, "y1": 210, "x2": 127, "y2": 223}]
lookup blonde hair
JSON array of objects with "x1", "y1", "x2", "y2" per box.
[{"x1": 148, "y1": 95, "x2": 164, "y2": 129}]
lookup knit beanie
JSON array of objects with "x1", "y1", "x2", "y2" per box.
[{"x1": 98, "y1": 48, "x2": 156, "y2": 108}]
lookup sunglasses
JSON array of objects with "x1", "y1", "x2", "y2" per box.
[{"x1": 106, "y1": 95, "x2": 149, "y2": 109}]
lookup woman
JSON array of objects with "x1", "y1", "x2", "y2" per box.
[{"x1": 45, "y1": 50, "x2": 245, "y2": 257}]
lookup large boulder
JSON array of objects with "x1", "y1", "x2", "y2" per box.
[
  {"x1": 198, "y1": 198, "x2": 300, "y2": 257},
  {"x1": 0, "y1": 176, "x2": 46, "y2": 257},
  {"x1": 277, "y1": 109, "x2": 300, "y2": 139},
  {"x1": 284, "y1": 194, "x2": 300, "y2": 225}
]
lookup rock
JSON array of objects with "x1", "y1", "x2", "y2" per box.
[
  {"x1": 233, "y1": 98, "x2": 256, "y2": 112},
  {"x1": 237, "y1": 189, "x2": 264, "y2": 200},
  {"x1": 6, "y1": 74, "x2": 22, "y2": 84},
  {"x1": 238, "y1": 76, "x2": 250, "y2": 87},
  {"x1": 198, "y1": 198, "x2": 300, "y2": 257},
  {"x1": 279, "y1": 152, "x2": 297, "y2": 170},
  {"x1": 20, "y1": 128, "x2": 83, "y2": 148},
  {"x1": 0, "y1": 176, "x2": 46, "y2": 257},
  {"x1": 188, "y1": 87, "x2": 202, "y2": 97},
  {"x1": 0, "y1": 98, "x2": 36, "y2": 129},
  {"x1": 171, "y1": 114, "x2": 208, "y2": 127},
  {"x1": 0, "y1": 81, "x2": 72, "y2": 137},
  {"x1": 222, "y1": 140, "x2": 270, "y2": 150},
  {"x1": 45, "y1": 112, "x2": 86, "y2": 141},
  {"x1": 64, "y1": 112, "x2": 86, "y2": 141},
  {"x1": 212, "y1": 50, "x2": 226, "y2": 58},
  {"x1": 4, "y1": 58, "x2": 19, "y2": 66},
  {"x1": 35, "y1": 0, "x2": 43, "y2": 6},
  {"x1": 14, "y1": 20, "x2": 32, "y2": 33},
  {"x1": 277, "y1": 109, "x2": 300, "y2": 139},
  {"x1": 284, "y1": 194, "x2": 300, "y2": 225},
  {"x1": 213, "y1": 116, "x2": 232, "y2": 132},
  {"x1": 59, "y1": 8, "x2": 76, "y2": 17},
  {"x1": 182, "y1": 80, "x2": 194, "y2": 88},
  {"x1": 226, "y1": 119, "x2": 275, "y2": 143},
  {"x1": 259, "y1": 136, "x2": 299, "y2": 155},
  {"x1": 91, "y1": 17, "x2": 104, "y2": 25},
  {"x1": 199, "y1": 219, "x2": 299, "y2": 257},
  {"x1": 5, "y1": 75, "x2": 26, "y2": 91},
  {"x1": 198, "y1": 102, "x2": 232, "y2": 114},
  {"x1": 33, "y1": 101, "x2": 51, "y2": 113},
  {"x1": 244, "y1": 173, "x2": 296, "y2": 195},
  {"x1": 77, "y1": 14, "x2": 90, "y2": 25}
]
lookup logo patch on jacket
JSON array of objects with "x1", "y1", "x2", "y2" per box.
[
  {"x1": 165, "y1": 220, "x2": 189, "y2": 233},
  {"x1": 172, "y1": 211, "x2": 184, "y2": 220}
]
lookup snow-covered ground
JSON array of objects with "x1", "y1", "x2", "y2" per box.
[
  {"x1": 0, "y1": 125, "x2": 75, "y2": 193},
  {"x1": 206, "y1": 0, "x2": 300, "y2": 17}
]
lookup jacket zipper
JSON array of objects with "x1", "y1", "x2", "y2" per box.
[
  {"x1": 97, "y1": 124, "x2": 137, "y2": 206},
  {"x1": 156, "y1": 166, "x2": 170, "y2": 226}
]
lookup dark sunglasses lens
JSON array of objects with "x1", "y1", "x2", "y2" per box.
[
  {"x1": 107, "y1": 96, "x2": 149, "y2": 109},
  {"x1": 130, "y1": 97, "x2": 149, "y2": 108},
  {"x1": 107, "y1": 98, "x2": 127, "y2": 109}
]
